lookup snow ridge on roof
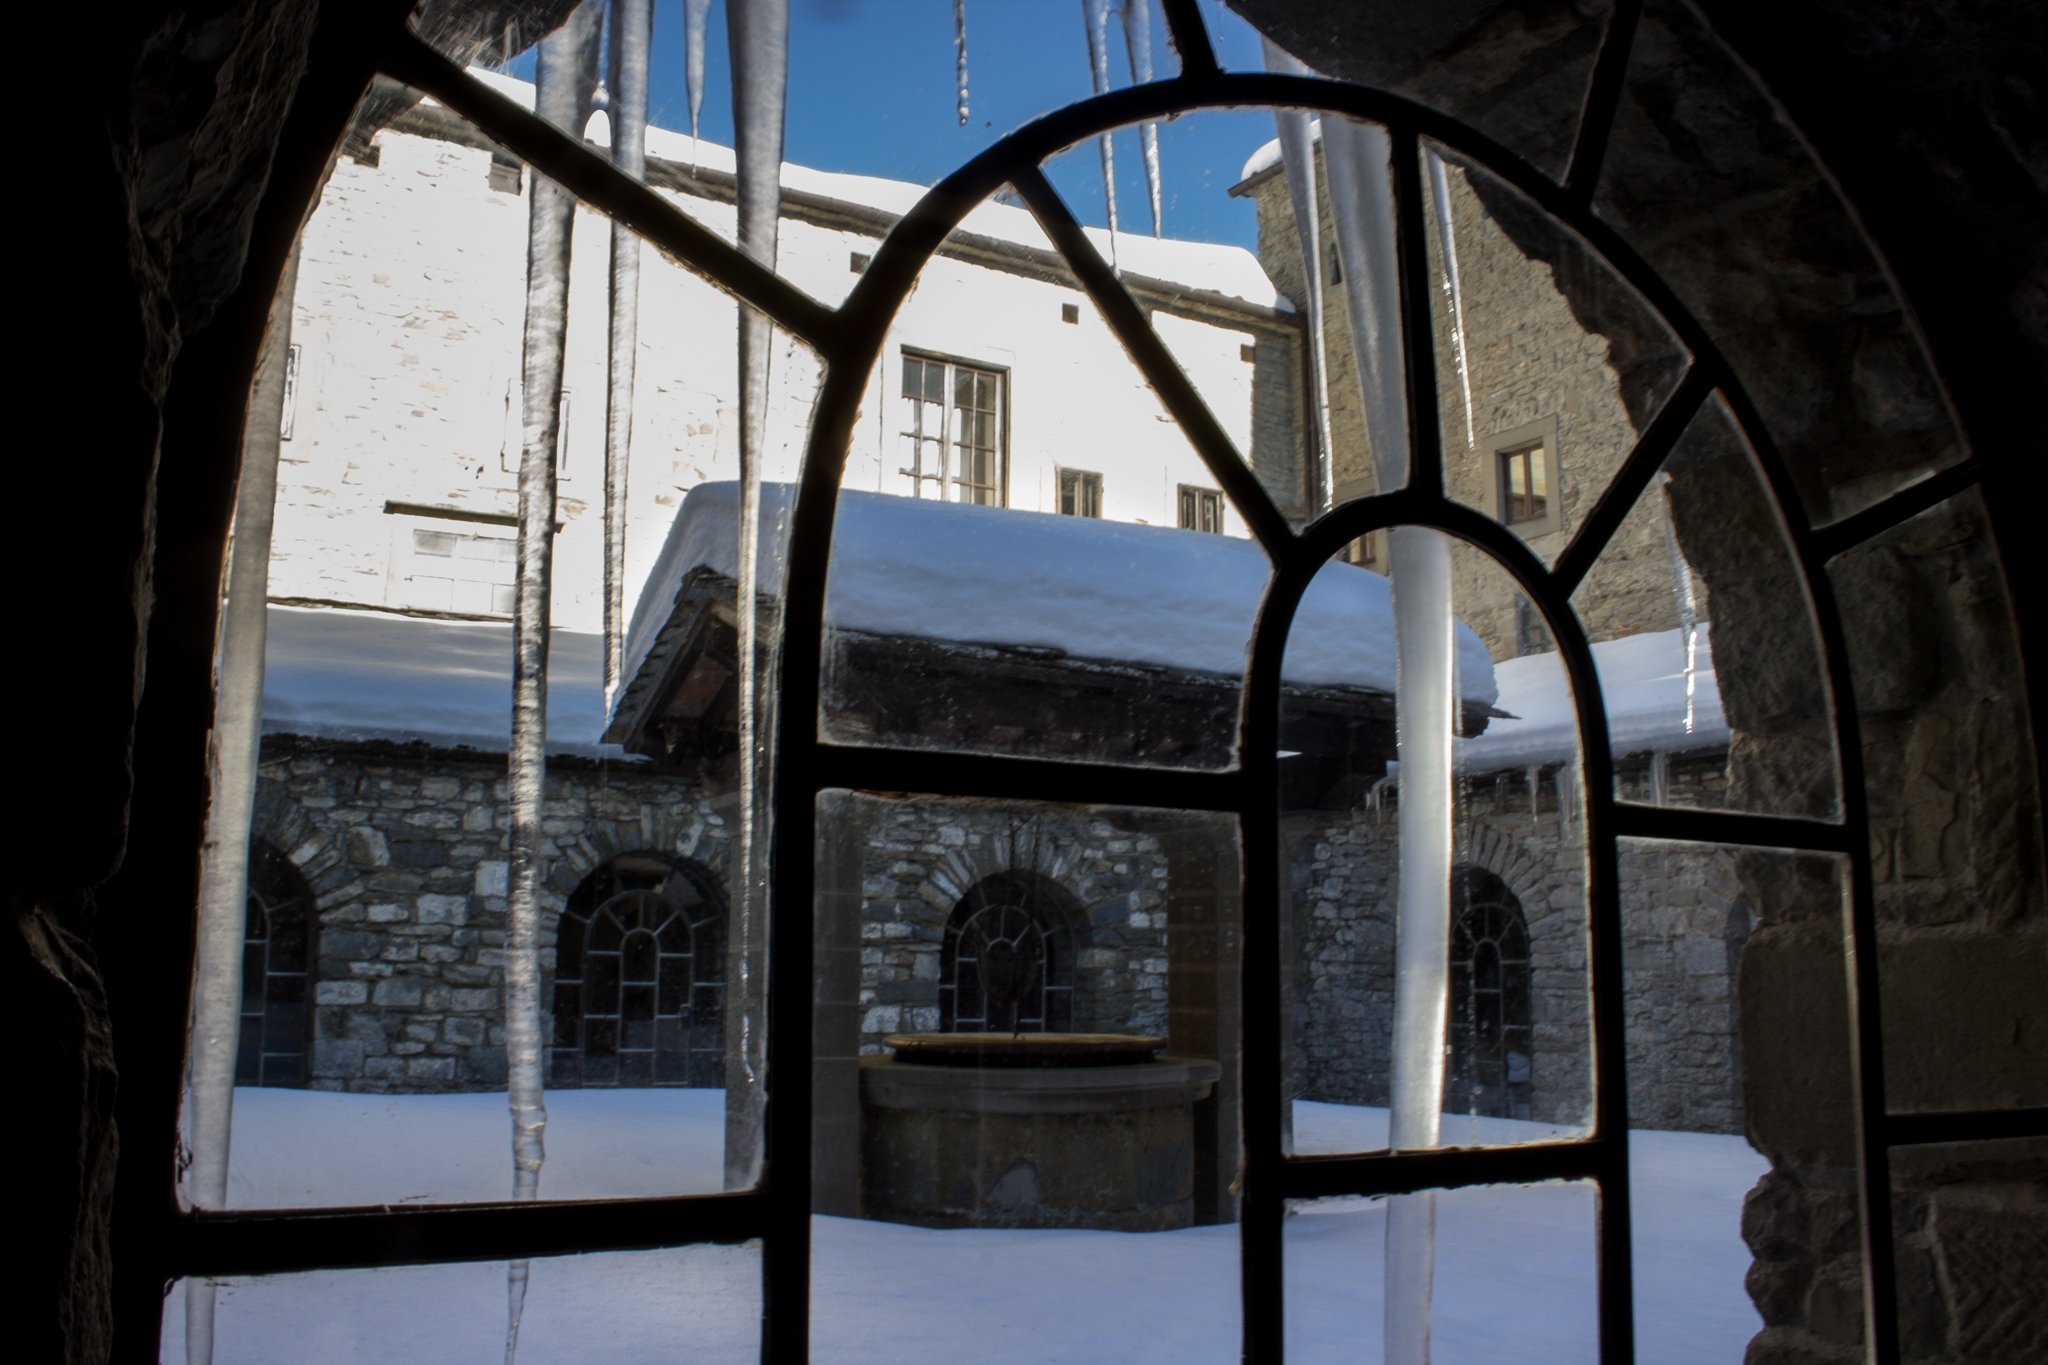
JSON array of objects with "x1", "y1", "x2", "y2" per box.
[
  {"x1": 1454, "y1": 625, "x2": 1728, "y2": 772},
  {"x1": 1239, "y1": 117, "x2": 1322, "y2": 185},
  {"x1": 625, "y1": 482, "x2": 1497, "y2": 710},
  {"x1": 457, "y1": 70, "x2": 1279, "y2": 309}
]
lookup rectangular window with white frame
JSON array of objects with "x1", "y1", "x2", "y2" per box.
[
  {"x1": 1179, "y1": 484, "x2": 1225, "y2": 534},
  {"x1": 898, "y1": 352, "x2": 1006, "y2": 505},
  {"x1": 1057, "y1": 468, "x2": 1102, "y2": 518},
  {"x1": 405, "y1": 526, "x2": 517, "y2": 615}
]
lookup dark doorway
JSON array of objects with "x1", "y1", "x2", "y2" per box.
[{"x1": 940, "y1": 871, "x2": 1078, "y2": 1033}]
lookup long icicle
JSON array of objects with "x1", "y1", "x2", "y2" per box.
[
  {"x1": 954, "y1": 0, "x2": 970, "y2": 126},
  {"x1": 506, "y1": 7, "x2": 600, "y2": 1360},
  {"x1": 724, "y1": 0, "x2": 788, "y2": 1196},
  {"x1": 604, "y1": 0, "x2": 652, "y2": 709},
  {"x1": 1122, "y1": 0, "x2": 1162, "y2": 235},
  {"x1": 1425, "y1": 152, "x2": 1476, "y2": 454},
  {"x1": 1260, "y1": 37, "x2": 1334, "y2": 516},
  {"x1": 183, "y1": 239, "x2": 299, "y2": 1365},
  {"x1": 1081, "y1": 0, "x2": 1119, "y2": 262},
  {"x1": 1324, "y1": 113, "x2": 1454, "y2": 1365},
  {"x1": 684, "y1": 0, "x2": 710, "y2": 161}
]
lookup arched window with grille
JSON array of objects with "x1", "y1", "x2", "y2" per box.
[
  {"x1": 237, "y1": 839, "x2": 314, "y2": 1088},
  {"x1": 939, "y1": 872, "x2": 1077, "y2": 1034},
  {"x1": 551, "y1": 853, "x2": 726, "y2": 1087},
  {"x1": 1447, "y1": 867, "x2": 1534, "y2": 1121}
]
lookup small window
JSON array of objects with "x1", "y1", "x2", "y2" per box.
[
  {"x1": 1499, "y1": 442, "x2": 1549, "y2": 524},
  {"x1": 487, "y1": 151, "x2": 522, "y2": 194},
  {"x1": 1482, "y1": 415, "x2": 1562, "y2": 538},
  {"x1": 279, "y1": 345, "x2": 300, "y2": 441},
  {"x1": 1240, "y1": 343, "x2": 1258, "y2": 363},
  {"x1": 1340, "y1": 529, "x2": 1378, "y2": 567},
  {"x1": 1057, "y1": 468, "x2": 1102, "y2": 518},
  {"x1": 849, "y1": 251, "x2": 870, "y2": 273},
  {"x1": 1061, "y1": 302, "x2": 1080, "y2": 324},
  {"x1": 1178, "y1": 485, "x2": 1225, "y2": 534},
  {"x1": 407, "y1": 527, "x2": 517, "y2": 614},
  {"x1": 1324, "y1": 241, "x2": 1342, "y2": 284},
  {"x1": 898, "y1": 353, "x2": 1006, "y2": 505}
]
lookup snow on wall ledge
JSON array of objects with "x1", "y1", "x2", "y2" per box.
[
  {"x1": 262, "y1": 605, "x2": 620, "y2": 756},
  {"x1": 1455, "y1": 624, "x2": 1728, "y2": 773},
  {"x1": 624, "y1": 482, "x2": 1498, "y2": 708}
]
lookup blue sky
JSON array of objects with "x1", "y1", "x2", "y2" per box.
[{"x1": 502, "y1": 0, "x2": 1278, "y2": 252}]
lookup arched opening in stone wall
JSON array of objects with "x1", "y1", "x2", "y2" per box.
[
  {"x1": 940, "y1": 871, "x2": 1079, "y2": 1033},
  {"x1": 550, "y1": 852, "x2": 726, "y2": 1087},
  {"x1": 237, "y1": 838, "x2": 316, "y2": 1088},
  {"x1": 1447, "y1": 866, "x2": 1534, "y2": 1121}
]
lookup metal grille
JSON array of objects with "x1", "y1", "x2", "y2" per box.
[
  {"x1": 237, "y1": 840, "x2": 312, "y2": 1089},
  {"x1": 939, "y1": 875, "x2": 1075, "y2": 1034},
  {"x1": 550, "y1": 855, "x2": 725, "y2": 1088},
  {"x1": 1447, "y1": 869, "x2": 1533, "y2": 1121},
  {"x1": 158, "y1": 7, "x2": 2046, "y2": 1364}
]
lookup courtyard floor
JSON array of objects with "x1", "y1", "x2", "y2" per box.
[{"x1": 171, "y1": 1088, "x2": 1768, "y2": 1363}]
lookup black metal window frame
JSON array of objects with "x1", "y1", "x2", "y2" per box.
[
  {"x1": 898, "y1": 350, "x2": 1008, "y2": 506},
  {"x1": 164, "y1": 4, "x2": 2048, "y2": 1364}
]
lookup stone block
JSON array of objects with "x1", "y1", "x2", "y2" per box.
[
  {"x1": 346, "y1": 826, "x2": 391, "y2": 868},
  {"x1": 449, "y1": 987, "x2": 497, "y2": 1012},
  {"x1": 444, "y1": 1016, "x2": 487, "y2": 1046},
  {"x1": 407, "y1": 1056, "x2": 457, "y2": 1083},
  {"x1": 373, "y1": 978, "x2": 426, "y2": 1008},
  {"x1": 390, "y1": 840, "x2": 447, "y2": 869},
  {"x1": 474, "y1": 860, "x2": 509, "y2": 896},
  {"x1": 416, "y1": 893, "x2": 469, "y2": 925},
  {"x1": 312, "y1": 1039, "x2": 366, "y2": 1077},
  {"x1": 321, "y1": 930, "x2": 380, "y2": 961},
  {"x1": 460, "y1": 1046, "x2": 509, "y2": 1086}
]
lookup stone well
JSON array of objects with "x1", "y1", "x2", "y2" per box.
[{"x1": 860, "y1": 1034, "x2": 1221, "y2": 1232}]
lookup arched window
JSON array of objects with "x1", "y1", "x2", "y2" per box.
[
  {"x1": 238, "y1": 839, "x2": 314, "y2": 1088},
  {"x1": 551, "y1": 853, "x2": 726, "y2": 1087},
  {"x1": 1447, "y1": 868, "x2": 1533, "y2": 1121},
  {"x1": 939, "y1": 872, "x2": 1075, "y2": 1033}
]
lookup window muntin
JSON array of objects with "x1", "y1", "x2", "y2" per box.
[
  {"x1": 1057, "y1": 467, "x2": 1102, "y2": 518},
  {"x1": 898, "y1": 353, "x2": 1005, "y2": 505},
  {"x1": 406, "y1": 526, "x2": 516, "y2": 614}
]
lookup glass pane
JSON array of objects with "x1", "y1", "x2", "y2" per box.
[
  {"x1": 1285, "y1": 1181, "x2": 1598, "y2": 1362},
  {"x1": 1827, "y1": 490, "x2": 2048, "y2": 1115},
  {"x1": 1570, "y1": 393, "x2": 1839, "y2": 821},
  {"x1": 1283, "y1": 538, "x2": 1592, "y2": 1154},
  {"x1": 818, "y1": 208, "x2": 1274, "y2": 770},
  {"x1": 1594, "y1": 0, "x2": 1966, "y2": 527},
  {"x1": 1232, "y1": 112, "x2": 1413, "y2": 509},
  {"x1": 1422, "y1": 142, "x2": 1691, "y2": 568},
  {"x1": 186, "y1": 93, "x2": 799, "y2": 1208},
  {"x1": 1614, "y1": 835, "x2": 1785, "y2": 1361},
  {"x1": 814, "y1": 790, "x2": 1242, "y2": 1360},
  {"x1": 168, "y1": 1242, "x2": 761, "y2": 1363}
]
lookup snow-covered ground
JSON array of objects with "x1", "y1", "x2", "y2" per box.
[{"x1": 181, "y1": 1088, "x2": 1765, "y2": 1364}]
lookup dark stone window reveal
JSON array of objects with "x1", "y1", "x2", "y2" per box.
[
  {"x1": 237, "y1": 839, "x2": 315, "y2": 1088},
  {"x1": 940, "y1": 872, "x2": 1077, "y2": 1033}
]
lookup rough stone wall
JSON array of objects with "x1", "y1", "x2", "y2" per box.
[
  {"x1": 253, "y1": 740, "x2": 728, "y2": 1093},
  {"x1": 843, "y1": 799, "x2": 1171, "y2": 1052},
  {"x1": 1246, "y1": 159, "x2": 1706, "y2": 658},
  {"x1": 1286, "y1": 768, "x2": 1750, "y2": 1135},
  {"x1": 1733, "y1": 491, "x2": 2048, "y2": 1365}
]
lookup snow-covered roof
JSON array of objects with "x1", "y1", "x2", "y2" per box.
[
  {"x1": 1454, "y1": 625, "x2": 1728, "y2": 773},
  {"x1": 262, "y1": 605, "x2": 620, "y2": 757},
  {"x1": 625, "y1": 482, "x2": 1498, "y2": 707},
  {"x1": 458, "y1": 69, "x2": 1281, "y2": 311},
  {"x1": 1238, "y1": 118, "x2": 1322, "y2": 186}
]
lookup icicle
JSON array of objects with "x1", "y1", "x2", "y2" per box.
[
  {"x1": 1324, "y1": 114, "x2": 1451, "y2": 1365},
  {"x1": 954, "y1": 0, "x2": 970, "y2": 126},
  {"x1": 1657, "y1": 470, "x2": 1701, "y2": 735},
  {"x1": 505, "y1": 7, "x2": 600, "y2": 1359},
  {"x1": 1426, "y1": 152, "x2": 1477, "y2": 454},
  {"x1": 1081, "y1": 0, "x2": 1119, "y2": 262},
  {"x1": 182, "y1": 240, "x2": 300, "y2": 1365},
  {"x1": 724, "y1": 0, "x2": 788, "y2": 1194},
  {"x1": 684, "y1": 0, "x2": 710, "y2": 162},
  {"x1": 605, "y1": 0, "x2": 652, "y2": 708},
  {"x1": 1260, "y1": 38, "x2": 1333, "y2": 514},
  {"x1": 1122, "y1": 0, "x2": 1162, "y2": 235}
]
